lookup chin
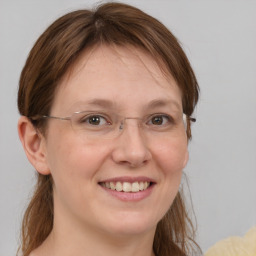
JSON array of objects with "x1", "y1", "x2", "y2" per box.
[{"x1": 102, "y1": 211, "x2": 158, "y2": 236}]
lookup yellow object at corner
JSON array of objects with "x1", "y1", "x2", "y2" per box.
[{"x1": 205, "y1": 226, "x2": 256, "y2": 256}]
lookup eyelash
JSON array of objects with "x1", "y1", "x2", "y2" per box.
[
  {"x1": 80, "y1": 114, "x2": 110, "y2": 125},
  {"x1": 147, "y1": 114, "x2": 172, "y2": 125},
  {"x1": 79, "y1": 113, "x2": 174, "y2": 126}
]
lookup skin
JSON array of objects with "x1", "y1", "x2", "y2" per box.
[{"x1": 18, "y1": 45, "x2": 189, "y2": 256}]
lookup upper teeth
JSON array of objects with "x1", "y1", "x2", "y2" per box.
[{"x1": 101, "y1": 181, "x2": 150, "y2": 192}]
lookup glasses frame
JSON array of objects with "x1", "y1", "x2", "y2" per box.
[{"x1": 30, "y1": 111, "x2": 196, "y2": 134}]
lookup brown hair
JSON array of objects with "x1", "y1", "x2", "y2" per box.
[{"x1": 18, "y1": 2, "x2": 200, "y2": 256}]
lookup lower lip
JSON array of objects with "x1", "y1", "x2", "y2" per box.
[{"x1": 100, "y1": 184, "x2": 155, "y2": 202}]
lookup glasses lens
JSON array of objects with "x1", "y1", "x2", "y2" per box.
[
  {"x1": 69, "y1": 111, "x2": 186, "y2": 141},
  {"x1": 71, "y1": 112, "x2": 119, "y2": 140}
]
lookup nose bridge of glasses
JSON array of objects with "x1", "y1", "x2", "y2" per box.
[{"x1": 119, "y1": 117, "x2": 143, "y2": 131}]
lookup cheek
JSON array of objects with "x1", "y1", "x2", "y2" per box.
[
  {"x1": 153, "y1": 137, "x2": 188, "y2": 175},
  {"x1": 44, "y1": 129, "x2": 109, "y2": 192},
  {"x1": 44, "y1": 132, "x2": 111, "y2": 213},
  {"x1": 47, "y1": 129, "x2": 100, "y2": 171},
  {"x1": 152, "y1": 138, "x2": 187, "y2": 209}
]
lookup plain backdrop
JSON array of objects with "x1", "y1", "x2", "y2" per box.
[{"x1": 0, "y1": 0, "x2": 255, "y2": 255}]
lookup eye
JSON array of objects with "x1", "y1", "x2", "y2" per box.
[
  {"x1": 81, "y1": 114, "x2": 110, "y2": 126},
  {"x1": 147, "y1": 114, "x2": 172, "y2": 126}
]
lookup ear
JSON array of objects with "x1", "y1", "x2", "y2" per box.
[{"x1": 18, "y1": 116, "x2": 50, "y2": 175}]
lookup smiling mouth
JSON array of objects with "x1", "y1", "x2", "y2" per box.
[{"x1": 99, "y1": 181, "x2": 152, "y2": 193}]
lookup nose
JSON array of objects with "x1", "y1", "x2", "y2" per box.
[{"x1": 111, "y1": 119, "x2": 152, "y2": 168}]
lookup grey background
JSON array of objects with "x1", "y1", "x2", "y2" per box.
[{"x1": 0, "y1": 0, "x2": 255, "y2": 255}]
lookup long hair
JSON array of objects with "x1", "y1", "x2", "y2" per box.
[{"x1": 18, "y1": 2, "x2": 200, "y2": 255}]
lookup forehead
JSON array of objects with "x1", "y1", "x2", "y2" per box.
[
  {"x1": 52, "y1": 45, "x2": 183, "y2": 114},
  {"x1": 67, "y1": 45, "x2": 172, "y2": 83}
]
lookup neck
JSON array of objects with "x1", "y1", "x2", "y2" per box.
[{"x1": 33, "y1": 211, "x2": 156, "y2": 256}]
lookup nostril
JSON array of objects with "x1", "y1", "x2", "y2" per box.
[{"x1": 129, "y1": 158, "x2": 149, "y2": 168}]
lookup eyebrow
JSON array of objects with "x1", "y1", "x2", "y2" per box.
[
  {"x1": 86, "y1": 99, "x2": 116, "y2": 108},
  {"x1": 70, "y1": 98, "x2": 182, "y2": 112},
  {"x1": 69, "y1": 99, "x2": 116, "y2": 111},
  {"x1": 146, "y1": 98, "x2": 182, "y2": 111}
]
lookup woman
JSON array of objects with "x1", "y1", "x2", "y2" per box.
[{"x1": 17, "y1": 2, "x2": 200, "y2": 256}]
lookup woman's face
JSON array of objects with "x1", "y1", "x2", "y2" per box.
[{"x1": 42, "y1": 45, "x2": 188, "y2": 237}]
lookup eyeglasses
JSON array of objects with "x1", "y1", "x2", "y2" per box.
[{"x1": 31, "y1": 111, "x2": 196, "y2": 141}]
